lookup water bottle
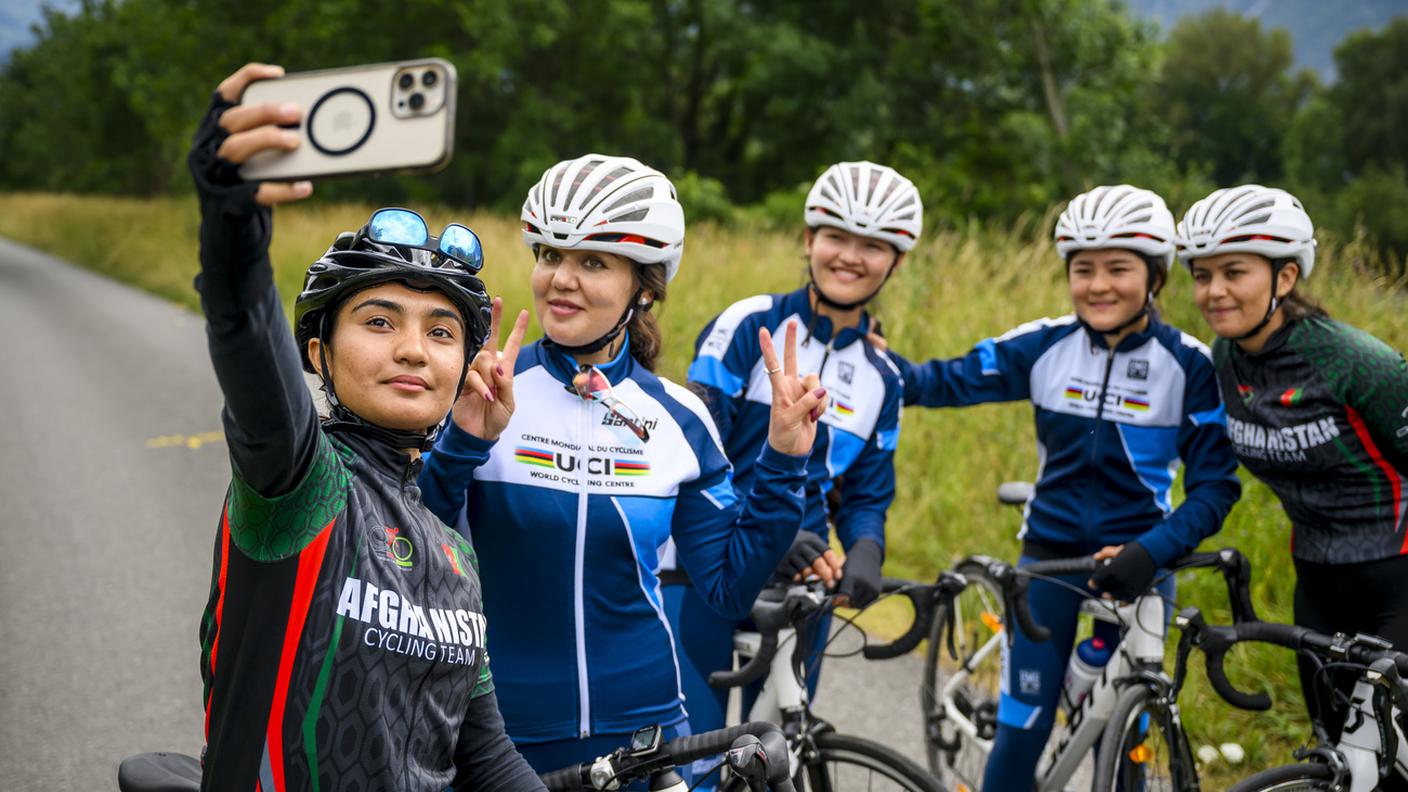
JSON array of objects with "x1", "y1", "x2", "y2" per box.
[{"x1": 1060, "y1": 636, "x2": 1113, "y2": 715}]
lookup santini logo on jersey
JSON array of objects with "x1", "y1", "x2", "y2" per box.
[
  {"x1": 335, "y1": 577, "x2": 487, "y2": 666},
  {"x1": 1226, "y1": 415, "x2": 1341, "y2": 462}
]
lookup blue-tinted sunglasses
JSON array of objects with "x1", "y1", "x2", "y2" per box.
[{"x1": 364, "y1": 207, "x2": 484, "y2": 273}]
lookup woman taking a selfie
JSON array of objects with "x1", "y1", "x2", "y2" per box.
[
  {"x1": 1179, "y1": 185, "x2": 1408, "y2": 744},
  {"x1": 191, "y1": 63, "x2": 541, "y2": 791},
  {"x1": 418, "y1": 153, "x2": 826, "y2": 774}
]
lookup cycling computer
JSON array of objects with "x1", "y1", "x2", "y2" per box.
[{"x1": 628, "y1": 724, "x2": 662, "y2": 756}]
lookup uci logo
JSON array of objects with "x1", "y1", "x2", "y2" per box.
[{"x1": 549, "y1": 214, "x2": 579, "y2": 225}]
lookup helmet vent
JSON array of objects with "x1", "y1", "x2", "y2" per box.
[
  {"x1": 1241, "y1": 213, "x2": 1272, "y2": 226},
  {"x1": 611, "y1": 208, "x2": 649, "y2": 223},
  {"x1": 879, "y1": 179, "x2": 899, "y2": 204},
  {"x1": 603, "y1": 187, "x2": 653, "y2": 214},
  {"x1": 894, "y1": 195, "x2": 916, "y2": 210},
  {"x1": 550, "y1": 165, "x2": 568, "y2": 206},
  {"x1": 1238, "y1": 199, "x2": 1276, "y2": 217},
  {"x1": 564, "y1": 159, "x2": 604, "y2": 208}
]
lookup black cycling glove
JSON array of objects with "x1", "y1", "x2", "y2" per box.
[
  {"x1": 1089, "y1": 542, "x2": 1157, "y2": 602},
  {"x1": 189, "y1": 92, "x2": 261, "y2": 213},
  {"x1": 775, "y1": 531, "x2": 830, "y2": 580},
  {"x1": 837, "y1": 539, "x2": 884, "y2": 608}
]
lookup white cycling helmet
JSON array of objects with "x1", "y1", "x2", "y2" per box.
[
  {"x1": 1177, "y1": 185, "x2": 1316, "y2": 277},
  {"x1": 521, "y1": 154, "x2": 686, "y2": 282},
  {"x1": 1054, "y1": 185, "x2": 1177, "y2": 273},
  {"x1": 804, "y1": 161, "x2": 923, "y2": 252}
]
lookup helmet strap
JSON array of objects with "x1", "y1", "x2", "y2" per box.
[
  {"x1": 1232, "y1": 260, "x2": 1287, "y2": 342},
  {"x1": 807, "y1": 256, "x2": 899, "y2": 312},
  {"x1": 547, "y1": 288, "x2": 641, "y2": 358},
  {"x1": 1069, "y1": 253, "x2": 1159, "y2": 341}
]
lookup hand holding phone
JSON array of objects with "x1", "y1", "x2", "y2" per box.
[
  {"x1": 208, "y1": 63, "x2": 312, "y2": 207},
  {"x1": 235, "y1": 59, "x2": 457, "y2": 183}
]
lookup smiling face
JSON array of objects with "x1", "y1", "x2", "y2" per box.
[
  {"x1": 1067, "y1": 248, "x2": 1155, "y2": 333},
  {"x1": 307, "y1": 282, "x2": 466, "y2": 432},
  {"x1": 1190, "y1": 252, "x2": 1297, "y2": 340},
  {"x1": 806, "y1": 226, "x2": 902, "y2": 305},
  {"x1": 531, "y1": 245, "x2": 642, "y2": 350}
]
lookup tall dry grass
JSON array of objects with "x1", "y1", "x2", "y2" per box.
[{"x1": 4, "y1": 190, "x2": 1407, "y2": 782}]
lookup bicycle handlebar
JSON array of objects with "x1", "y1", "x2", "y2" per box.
[
  {"x1": 955, "y1": 547, "x2": 1256, "y2": 646},
  {"x1": 1175, "y1": 608, "x2": 1408, "y2": 713},
  {"x1": 862, "y1": 575, "x2": 967, "y2": 660},
  {"x1": 708, "y1": 587, "x2": 819, "y2": 690},
  {"x1": 539, "y1": 721, "x2": 795, "y2": 792}
]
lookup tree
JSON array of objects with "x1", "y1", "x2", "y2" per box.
[{"x1": 1156, "y1": 9, "x2": 1315, "y2": 185}]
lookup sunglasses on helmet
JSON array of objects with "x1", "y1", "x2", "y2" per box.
[{"x1": 360, "y1": 207, "x2": 485, "y2": 273}]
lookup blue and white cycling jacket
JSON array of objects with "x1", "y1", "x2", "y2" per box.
[
  {"x1": 896, "y1": 314, "x2": 1240, "y2": 566},
  {"x1": 685, "y1": 286, "x2": 903, "y2": 551},
  {"x1": 418, "y1": 339, "x2": 806, "y2": 743}
]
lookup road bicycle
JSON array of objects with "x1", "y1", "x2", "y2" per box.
[
  {"x1": 701, "y1": 580, "x2": 945, "y2": 792},
  {"x1": 879, "y1": 528, "x2": 1258, "y2": 791},
  {"x1": 1174, "y1": 608, "x2": 1408, "y2": 792}
]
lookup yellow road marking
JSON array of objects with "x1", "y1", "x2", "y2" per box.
[{"x1": 145, "y1": 430, "x2": 226, "y2": 450}]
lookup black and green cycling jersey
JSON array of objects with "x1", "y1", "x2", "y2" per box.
[
  {"x1": 1214, "y1": 315, "x2": 1408, "y2": 564},
  {"x1": 191, "y1": 92, "x2": 539, "y2": 792}
]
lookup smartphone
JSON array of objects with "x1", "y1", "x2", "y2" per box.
[{"x1": 238, "y1": 59, "x2": 456, "y2": 182}]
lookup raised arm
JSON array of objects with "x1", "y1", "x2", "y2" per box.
[
  {"x1": 890, "y1": 318, "x2": 1063, "y2": 408},
  {"x1": 673, "y1": 322, "x2": 825, "y2": 620},
  {"x1": 189, "y1": 63, "x2": 318, "y2": 497},
  {"x1": 420, "y1": 303, "x2": 530, "y2": 525}
]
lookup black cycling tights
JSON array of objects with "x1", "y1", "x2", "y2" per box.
[{"x1": 1294, "y1": 553, "x2": 1408, "y2": 778}]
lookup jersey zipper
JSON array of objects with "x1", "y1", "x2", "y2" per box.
[
  {"x1": 1082, "y1": 344, "x2": 1118, "y2": 541},
  {"x1": 574, "y1": 398, "x2": 592, "y2": 738}
]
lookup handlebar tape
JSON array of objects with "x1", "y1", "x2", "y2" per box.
[{"x1": 863, "y1": 578, "x2": 936, "y2": 660}]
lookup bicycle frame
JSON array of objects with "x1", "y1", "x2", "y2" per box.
[
  {"x1": 939, "y1": 591, "x2": 1172, "y2": 791},
  {"x1": 1326, "y1": 674, "x2": 1408, "y2": 791}
]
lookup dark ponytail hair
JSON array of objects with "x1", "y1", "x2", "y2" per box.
[
  {"x1": 628, "y1": 262, "x2": 669, "y2": 371},
  {"x1": 1276, "y1": 259, "x2": 1330, "y2": 322}
]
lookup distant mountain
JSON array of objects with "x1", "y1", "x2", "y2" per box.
[{"x1": 1125, "y1": 0, "x2": 1406, "y2": 80}]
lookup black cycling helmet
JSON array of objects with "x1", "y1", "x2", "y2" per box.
[
  {"x1": 294, "y1": 230, "x2": 492, "y2": 374},
  {"x1": 293, "y1": 211, "x2": 493, "y2": 451}
]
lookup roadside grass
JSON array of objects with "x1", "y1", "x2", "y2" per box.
[{"x1": 6, "y1": 191, "x2": 1407, "y2": 784}]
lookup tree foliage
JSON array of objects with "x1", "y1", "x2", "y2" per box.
[{"x1": 0, "y1": 0, "x2": 1404, "y2": 267}]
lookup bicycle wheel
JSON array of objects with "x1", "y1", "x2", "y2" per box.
[
  {"x1": 1092, "y1": 685, "x2": 1198, "y2": 792},
  {"x1": 1226, "y1": 763, "x2": 1336, "y2": 791},
  {"x1": 798, "y1": 732, "x2": 941, "y2": 792},
  {"x1": 922, "y1": 564, "x2": 1005, "y2": 787}
]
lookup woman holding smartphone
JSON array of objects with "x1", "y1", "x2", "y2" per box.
[
  {"x1": 418, "y1": 153, "x2": 826, "y2": 774},
  {"x1": 190, "y1": 63, "x2": 541, "y2": 791},
  {"x1": 1179, "y1": 185, "x2": 1408, "y2": 745}
]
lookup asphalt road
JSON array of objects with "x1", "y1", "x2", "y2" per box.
[{"x1": 0, "y1": 237, "x2": 949, "y2": 789}]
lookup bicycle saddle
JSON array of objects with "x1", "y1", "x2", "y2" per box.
[{"x1": 118, "y1": 752, "x2": 201, "y2": 792}]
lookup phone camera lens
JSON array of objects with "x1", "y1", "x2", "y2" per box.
[
  {"x1": 398, "y1": 73, "x2": 415, "y2": 90},
  {"x1": 421, "y1": 70, "x2": 438, "y2": 88},
  {"x1": 409, "y1": 92, "x2": 426, "y2": 111}
]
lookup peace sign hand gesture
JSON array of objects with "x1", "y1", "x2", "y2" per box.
[
  {"x1": 762, "y1": 321, "x2": 827, "y2": 457},
  {"x1": 453, "y1": 297, "x2": 531, "y2": 442}
]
